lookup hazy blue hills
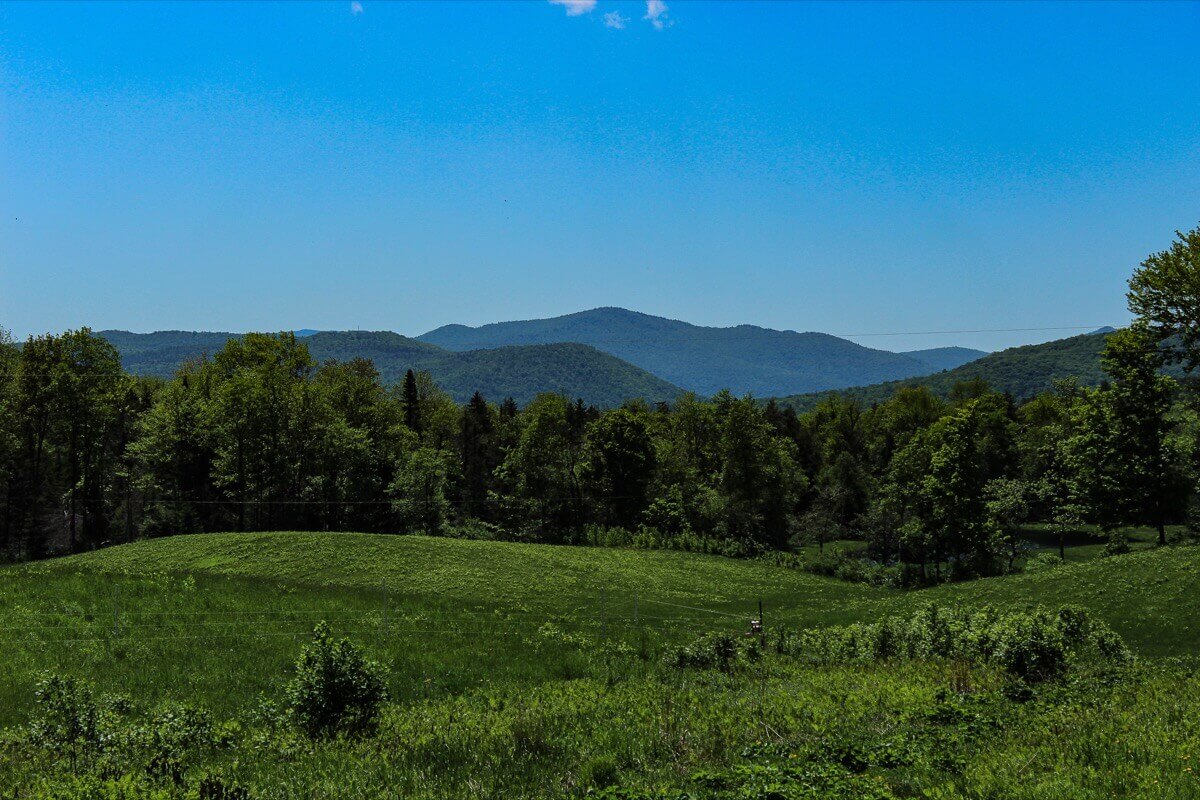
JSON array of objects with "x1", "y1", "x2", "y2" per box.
[
  {"x1": 418, "y1": 307, "x2": 944, "y2": 397},
  {"x1": 97, "y1": 330, "x2": 683, "y2": 407},
  {"x1": 900, "y1": 346, "x2": 988, "y2": 372},
  {"x1": 776, "y1": 329, "x2": 1137, "y2": 411}
]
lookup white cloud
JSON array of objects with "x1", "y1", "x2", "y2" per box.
[
  {"x1": 549, "y1": 0, "x2": 597, "y2": 16},
  {"x1": 643, "y1": 0, "x2": 671, "y2": 29},
  {"x1": 603, "y1": 10, "x2": 628, "y2": 29},
  {"x1": 349, "y1": 1, "x2": 363, "y2": 15}
]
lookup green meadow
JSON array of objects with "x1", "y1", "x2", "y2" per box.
[{"x1": 1, "y1": 533, "x2": 1198, "y2": 798}]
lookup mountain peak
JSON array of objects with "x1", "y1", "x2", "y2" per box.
[{"x1": 417, "y1": 308, "x2": 945, "y2": 396}]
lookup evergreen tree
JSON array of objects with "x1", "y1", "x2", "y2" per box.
[
  {"x1": 402, "y1": 369, "x2": 421, "y2": 434},
  {"x1": 458, "y1": 391, "x2": 497, "y2": 520}
]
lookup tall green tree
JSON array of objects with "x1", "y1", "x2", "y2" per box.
[
  {"x1": 1127, "y1": 222, "x2": 1200, "y2": 369},
  {"x1": 580, "y1": 404, "x2": 657, "y2": 529},
  {"x1": 402, "y1": 369, "x2": 421, "y2": 434},
  {"x1": 492, "y1": 393, "x2": 584, "y2": 541},
  {"x1": 0, "y1": 329, "x2": 20, "y2": 557},
  {"x1": 458, "y1": 391, "x2": 498, "y2": 520},
  {"x1": 391, "y1": 446, "x2": 450, "y2": 535},
  {"x1": 1070, "y1": 326, "x2": 1180, "y2": 544},
  {"x1": 714, "y1": 394, "x2": 803, "y2": 548}
]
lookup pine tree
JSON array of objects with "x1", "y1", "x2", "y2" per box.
[
  {"x1": 459, "y1": 392, "x2": 497, "y2": 520},
  {"x1": 402, "y1": 369, "x2": 421, "y2": 434}
]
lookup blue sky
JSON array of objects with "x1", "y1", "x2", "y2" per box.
[{"x1": 2, "y1": 1, "x2": 1198, "y2": 352}]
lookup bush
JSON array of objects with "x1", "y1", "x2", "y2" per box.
[
  {"x1": 664, "y1": 632, "x2": 758, "y2": 673},
  {"x1": 1024, "y1": 552, "x2": 1064, "y2": 573},
  {"x1": 1100, "y1": 532, "x2": 1132, "y2": 558},
  {"x1": 140, "y1": 704, "x2": 215, "y2": 783},
  {"x1": 580, "y1": 753, "x2": 621, "y2": 789},
  {"x1": 29, "y1": 674, "x2": 105, "y2": 773},
  {"x1": 285, "y1": 622, "x2": 389, "y2": 738},
  {"x1": 785, "y1": 604, "x2": 1130, "y2": 683}
]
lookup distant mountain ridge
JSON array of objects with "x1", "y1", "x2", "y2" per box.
[
  {"x1": 900, "y1": 346, "x2": 988, "y2": 373},
  {"x1": 97, "y1": 330, "x2": 682, "y2": 407},
  {"x1": 774, "y1": 327, "x2": 1163, "y2": 412},
  {"x1": 418, "y1": 307, "x2": 953, "y2": 397}
]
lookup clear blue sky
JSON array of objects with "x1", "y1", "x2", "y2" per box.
[{"x1": 2, "y1": 1, "x2": 1198, "y2": 352}]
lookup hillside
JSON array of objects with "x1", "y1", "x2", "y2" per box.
[
  {"x1": 3, "y1": 533, "x2": 1197, "y2": 797},
  {"x1": 26, "y1": 532, "x2": 1199, "y2": 656},
  {"x1": 777, "y1": 329, "x2": 1123, "y2": 411},
  {"x1": 901, "y1": 345, "x2": 988, "y2": 372},
  {"x1": 418, "y1": 307, "x2": 941, "y2": 397},
  {"x1": 98, "y1": 330, "x2": 683, "y2": 406}
]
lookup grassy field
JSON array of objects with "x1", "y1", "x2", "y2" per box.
[{"x1": 0, "y1": 532, "x2": 1197, "y2": 798}]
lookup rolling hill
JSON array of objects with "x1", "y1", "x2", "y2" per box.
[
  {"x1": 776, "y1": 328, "x2": 1129, "y2": 411},
  {"x1": 2, "y1": 532, "x2": 1197, "y2": 797},
  {"x1": 417, "y1": 307, "x2": 944, "y2": 397},
  {"x1": 98, "y1": 330, "x2": 683, "y2": 407}
]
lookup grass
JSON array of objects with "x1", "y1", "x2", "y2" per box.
[{"x1": 0, "y1": 532, "x2": 1197, "y2": 797}]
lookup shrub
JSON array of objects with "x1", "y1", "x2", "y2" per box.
[
  {"x1": 664, "y1": 631, "x2": 758, "y2": 673},
  {"x1": 990, "y1": 612, "x2": 1068, "y2": 682},
  {"x1": 786, "y1": 604, "x2": 1131, "y2": 683},
  {"x1": 141, "y1": 704, "x2": 215, "y2": 784},
  {"x1": 285, "y1": 622, "x2": 389, "y2": 738},
  {"x1": 580, "y1": 753, "x2": 621, "y2": 789},
  {"x1": 29, "y1": 674, "x2": 104, "y2": 773},
  {"x1": 1024, "y1": 552, "x2": 1064, "y2": 573},
  {"x1": 1100, "y1": 533, "x2": 1132, "y2": 557}
]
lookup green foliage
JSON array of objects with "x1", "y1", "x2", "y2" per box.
[
  {"x1": 390, "y1": 447, "x2": 451, "y2": 535},
  {"x1": 29, "y1": 674, "x2": 104, "y2": 772},
  {"x1": 1023, "y1": 552, "x2": 1063, "y2": 573},
  {"x1": 664, "y1": 631, "x2": 758, "y2": 673},
  {"x1": 285, "y1": 622, "x2": 388, "y2": 738},
  {"x1": 1127, "y1": 221, "x2": 1200, "y2": 371},
  {"x1": 787, "y1": 604, "x2": 1131, "y2": 682},
  {"x1": 0, "y1": 533, "x2": 1198, "y2": 797}
]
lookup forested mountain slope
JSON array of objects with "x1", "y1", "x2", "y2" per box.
[
  {"x1": 98, "y1": 330, "x2": 682, "y2": 406},
  {"x1": 776, "y1": 329, "x2": 1124, "y2": 410}
]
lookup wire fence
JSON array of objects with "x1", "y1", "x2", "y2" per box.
[{"x1": 0, "y1": 586, "x2": 769, "y2": 650}]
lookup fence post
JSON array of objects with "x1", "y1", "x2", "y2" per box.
[
  {"x1": 381, "y1": 580, "x2": 389, "y2": 639},
  {"x1": 635, "y1": 590, "x2": 645, "y2": 658},
  {"x1": 601, "y1": 585, "x2": 607, "y2": 640},
  {"x1": 758, "y1": 599, "x2": 765, "y2": 647}
]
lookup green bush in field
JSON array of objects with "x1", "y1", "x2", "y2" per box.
[
  {"x1": 1023, "y1": 552, "x2": 1064, "y2": 573},
  {"x1": 785, "y1": 604, "x2": 1130, "y2": 682},
  {"x1": 664, "y1": 631, "x2": 760, "y2": 673},
  {"x1": 138, "y1": 704, "x2": 215, "y2": 784},
  {"x1": 285, "y1": 622, "x2": 388, "y2": 738},
  {"x1": 28, "y1": 674, "x2": 106, "y2": 774}
]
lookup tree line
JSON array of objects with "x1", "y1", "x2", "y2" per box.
[{"x1": 2, "y1": 224, "x2": 1198, "y2": 579}]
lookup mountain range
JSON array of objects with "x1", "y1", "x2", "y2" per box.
[
  {"x1": 101, "y1": 308, "x2": 1136, "y2": 410},
  {"x1": 775, "y1": 327, "x2": 1146, "y2": 412},
  {"x1": 98, "y1": 330, "x2": 682, "y2": 407},
  {"x1": 418, "y1": 307, "x2": 985, "y2": 397}
]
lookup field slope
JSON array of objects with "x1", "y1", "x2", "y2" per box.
[
  {"x1": 12, "y1": 532, "x2": 1199, "y2": 654},
  {"x1": 2, "y1": 534, "x2": 1198, "y2": 798}
]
